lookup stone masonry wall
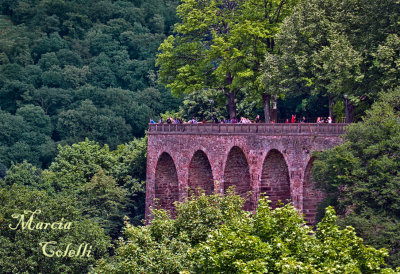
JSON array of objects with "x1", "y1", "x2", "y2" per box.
[
  {"x1": 260, "y1": 149, "x2": 291, "y2": 209},
  {"x1": 154, "y1": 152, "x2": 179, "y2": 215},
  {"x1": 303, "y1": 157, "x2": 325, "y2": 224},
  {"x1": 224, "y1": 146, "x2": 252, "y2": 210},
  {"x1": 146, "y1": 128, "x2": 343, "y2": 224},
  {"x1": 188, "y1": 150, "x2": 214, "y2": 195}
]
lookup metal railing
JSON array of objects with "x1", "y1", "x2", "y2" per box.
[{"x1": 148, "y1": 123, "x2": 347, "y2": 135}]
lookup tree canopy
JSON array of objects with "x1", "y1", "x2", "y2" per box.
[
  {"x1": 0, "y1": 184, "x2": 110, "y2": 273},
  {"x1": 156, "y1": 0, "x2": 298, "y2": 120},
  {"x1": 95, "y1": 191, "x2": 396, "y2": 273},
  {"x1": 1, "y1": 0, "x2": 400, "y2": 271},
  {"x1": 312, "y1": 88, "x2": 400, "y2": 266},
  {"x1": 1, "y1": 137, "x2": 148, "y2": 242},
  {"x1": 0, "y1": 0, "x2": 180, "y2": 168},
  {"x1": 266, "y1": 0, "x2": 400, "y2": 122}
]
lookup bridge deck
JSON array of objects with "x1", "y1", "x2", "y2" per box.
[{"x1": 148, "y1": 123, "x2": 347, "y2": 136}]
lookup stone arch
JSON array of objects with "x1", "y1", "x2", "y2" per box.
[
  {"x1": 303, "y1": 157, "x2": 325, "y2": 224},
  {"x1": 224, "y1": 146, "x2": 252, "y2": 209},
  {"x1": 260, "y1": 149, "x2": 291, "y2": 208},
  {"x1": 188, "y1": 150, "x2": 214, "y2": 195},
  {"x1": 155, "y1": 152, "x2": 179, "y2": 214}
]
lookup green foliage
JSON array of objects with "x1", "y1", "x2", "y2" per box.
[
  {"x1": 44, "y1": 137, "x2": 148, "y2": 234},
  {"x1": 1, "y1": 161, "x2": 51, "y2": 191},
  {"x1": 112, "y1": 137, "x2": 148, "y2": 226},
  {"x1": 94, "y1": 190, "x2": 249, "y2": 273},
  {"x1": 56, "y1": 100, "x2": 132, "y2": 148},
  {"x1": 312, "y1": 88, "x2": 400, "y2": 266},
  {"x1": 271, "y1": 0, "x2": 400, "y2": 120},
  {"x1": 0, "y1": 136, "x2": 148, "y2": 244},
  {"x1": 46, "y1": 139, "x2": 117, "y2": 192},
  {"x1": 156, "y1": 0, "x2": 298, "y2": 119},
  {"x1": 0, "y1": 163, "x2": 6, "y2": 179},
  {"x1": 79, "y1": 169, "x2": 128, "y2": 239},
  {"x1": 0, "y1": 0, "x2": 180, "y2": 168},
  {"x1": 178, "y1": 89, "x2": 227, "y2": 121},
  {"x1": 1, "y1": 2, "x2": 163, "y2": 271},
  {"x1": 0, "y1": 108, "x2": 56, "y2": 167},
  {"x1": 94, "y1": 191, "x2": 395, "y2": 273},
  {"x1": 113, "y1": 136, "x2": 148, "y2": 182},
  {"x1": 0, "y1": 184, "x2": 110, "y2": 274},
  {"x1": 373, "y1": 34, "x2": 400, "y2": 92},
  {"x1": 16, "y1": 104, "x2": 52, "y2": 135}
]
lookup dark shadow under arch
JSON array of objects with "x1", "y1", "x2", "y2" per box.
[
  {"x1": 188, "y1": 150, "x2": 214, "y2": 195},
  {"x1": 260, "y1": 149, "x2": 291, "y2": 208},
  {"x1": 155, "y1": 152, "x2": 179, "y2": 214},
  {"x1": 303, "y1": 157, "x2": 324, "y2": 224},
  {"x1": 224, "y1": 146, "x2": 252, "y2": 210}
]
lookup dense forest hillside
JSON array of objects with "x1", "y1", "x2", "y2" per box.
[
  {"x1": 0, "y1": 0, "x2": 180, "y2": 168},
  {"x1": 0, "y1": 0, "x2": 399, "y2": 272}
]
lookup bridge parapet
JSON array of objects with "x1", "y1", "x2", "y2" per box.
[{"x1": 148, "y1": 123, "x2": 347, "y2": 136}]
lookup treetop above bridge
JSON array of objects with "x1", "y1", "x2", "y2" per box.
[{"x1": 148, "y1": 123, "x2": 347, "y2": 136}]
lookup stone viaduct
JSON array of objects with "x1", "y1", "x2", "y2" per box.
[{"x1": 145, "y1": 123, "x2": 345, "y2": 224}]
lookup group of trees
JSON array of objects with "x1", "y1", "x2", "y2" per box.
[
  {"x1": 92, "y1": 85, "x2": 399, "y2": 271},
  {"x1": 154, "y1": 0, "x2": 400, "y2": 268},
  {"x1": 313, "y1": 88, "x2": 400, "y2": 267},
  {"x1": 156, "y1": 0, "x2": 300, "y2": 121},
  {"x1": 95, "y1": 191, "x2": 396, "y2": 273},
  {"x1": 1, "y1": 0, "x2": 400, "y2": 272},
  {"x1": 0, "y1": 137, "x2": 147, "y2": 273},
  {"x1": 0, "y1": 2, "x2": 166, "y2": 271},
  {"x1": 3, "y1": 0, "x2": 398, "y2": 169},
  {"x1": 265, "y1": 0, "x2": 400, "y2": 123},
  {"x1": 157, "y1": 0, "x2": 400, "y2": 123},
  {"x1": 0, "y1": 0, "x2": 181, "y2": 168},
  {"x1": 4, "y1": 129, "x2": 398, "y2": 272}
]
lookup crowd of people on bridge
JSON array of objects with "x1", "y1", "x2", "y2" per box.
[{"x1": 150, "y1": 114, "x2": 334, "y2": 124}]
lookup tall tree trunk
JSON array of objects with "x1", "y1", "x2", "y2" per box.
[
  {"x1": 272, "y1": 94, "x2": 278, "y2": 122},
  {"x1": 344, "y1": 97, "x2": 354, "y2": 123},
  {"x1": 328, "y1": 95, "x2": 334, "y2": 120},
  {"x1": 263, "y1": 93, "x2": 271, "y2": 123},
  {"x1": 227, "y1": 91, "x2": 236, "y2": 119},
  {"x1": 348, "y1": 101, "x2": 355, "y2": 123},
  {"x1": 224, "y1": 72, "x2": 237, "y2": 119}
]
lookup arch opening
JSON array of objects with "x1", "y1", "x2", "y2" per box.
[
  {"x1": 224, "y1": 146, "x2": 252, "y2": 210},
  {"x1": 260, "y1": 149, "x2": 291, "y2": 208},
  {"x1": 154, "y1": 152, "x2": 179, "y2": 214},
  {"x1": 188, "y1": 150, "x2": 214, "y2": 195},
  {"x1": 303, "y1": 157, "x2": 325, "y2": 224}
]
